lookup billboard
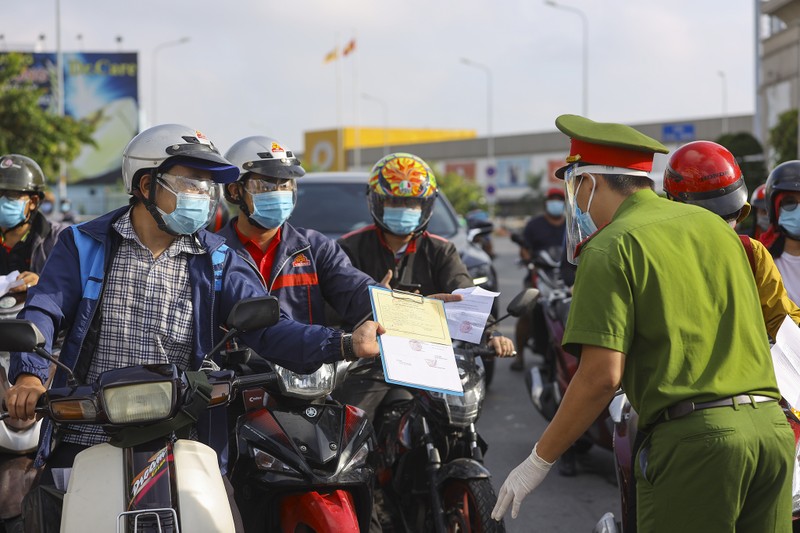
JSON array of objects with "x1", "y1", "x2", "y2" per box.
[{"x1": 4, "y1": 52, "x2": 139, "y2": 183}]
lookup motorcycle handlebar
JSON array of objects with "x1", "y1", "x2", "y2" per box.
[{"x1": 231, "y1": 371, "x2": 279, "y2": 392}]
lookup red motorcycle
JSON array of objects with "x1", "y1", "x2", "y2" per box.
[
  {"x1": 593, "y1": 393, "x2": 800, "y2": 533},
  {"x1": 523, "y1": 248, "x2": 614, "y2": 475}
]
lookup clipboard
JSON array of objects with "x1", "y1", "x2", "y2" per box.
[{"x1": 369, "y1": 285, "x2": 463, "y2": 395}]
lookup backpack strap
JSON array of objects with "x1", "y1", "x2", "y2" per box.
[{"x1": 739, "y1": 235, "x2": 757, "y2": 276}]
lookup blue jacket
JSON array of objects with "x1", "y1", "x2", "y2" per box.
[
  {"x1": 11, "y1": 206, "x2": 346, "y2": 467},
  {"x1": 218, "y1": 219, "x2": 375, "y2": 329}
]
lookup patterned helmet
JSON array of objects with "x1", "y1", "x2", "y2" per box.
[{"x1": 367, "y1": 153, "x2": 438, "y2": 235}]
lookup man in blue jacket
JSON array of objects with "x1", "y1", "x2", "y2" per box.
[
  {"x1": 218, "y1": 135, "x2": 378, "y2": 330},
  {"x1": 5, "y1": 124, "x2": 383, "y2": 479}
]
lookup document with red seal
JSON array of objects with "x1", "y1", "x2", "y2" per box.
[{"x1": 369, "y1": 286, "x2": 463, "y2": 395}]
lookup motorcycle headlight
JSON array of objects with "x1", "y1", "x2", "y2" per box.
[
  {"x1": 274, "y1": 363, "x2": 335, "y2": 399},
  {"x1": 102, "y1": 381, "x2": 175, "y2": 424},
  {"x1": 429, "y1": 357, "x2": 486, "y2": 427}
]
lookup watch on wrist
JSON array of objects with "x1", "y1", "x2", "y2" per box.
[{"x1": 341, "y1": 333, "x2": 358, "y2": 362}]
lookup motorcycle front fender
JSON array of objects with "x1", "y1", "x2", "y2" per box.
[{"x1": 434, "y1": 457, "x2": 491, "y2": 487}]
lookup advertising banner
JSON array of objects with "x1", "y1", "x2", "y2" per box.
[{"x1": 4, "y1": 52, "x2": 139, "y2": 183}]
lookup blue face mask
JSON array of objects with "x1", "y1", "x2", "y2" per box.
[
  {"x1": 545, "y1": 199, "x2": 565, "y2": 218},
  {"x1": 575, "y1": 206, "x2": 597, "y2": 236},
  {"x1": 250, "y1": 190, "x2": 295, "y2": 229},
  {"x1": 0, "y1": 196, "x2": 28, "y2": 229},
  {"x1": 383, "y1": 207, "x2": 422, "y2": 235},
  {"x1": 779, "y1": 207, "x2": 800, "y2": 239},
  {"x1": 158, "y1": 192, "x2": 212, "y2": 235}
]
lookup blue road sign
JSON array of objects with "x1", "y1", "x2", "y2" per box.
[{"x1": 662, "y1": 123, "x2": 696, "y2": 143}]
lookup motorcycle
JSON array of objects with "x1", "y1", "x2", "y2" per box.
[
  {"x1": 225, "y1": 352, "x2": 376, "y2": 532},
  {"x1": 0, "y1": 292, "x2": 45, "y2": 533},
  {"x1": 0, "y1": 295, "x2": 280, "y2": 533},
  {"x1": 353, "y1": 288, "x2": 538, "y2": 533},
  {"x1": 522, "y1": 248, "x2": 614, "y2": 474},
  {"x1": 593, "y1": 393, "x2": 800, "y2": 533}
]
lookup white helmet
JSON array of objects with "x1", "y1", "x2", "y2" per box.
[
  {"x1": 224, "y1": 136, "x2": 305, "y2": 182},
  {"x1": 122, "y1": 124, "x2": 238, "y2": 194}
]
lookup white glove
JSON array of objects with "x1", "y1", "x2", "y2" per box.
[{"x1": 491, "y1": 442, "x2": 554, "y2": 520}]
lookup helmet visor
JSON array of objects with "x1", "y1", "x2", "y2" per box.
[
  {"x1": 241, "y1": 158, "x2": 305, "y2": 180},
  {"x1": 158, "y1": 172, "x2": 221, "y2": 202},
  {"x1": 243, "y1": 176, "x2": 297, "y2": 194}
]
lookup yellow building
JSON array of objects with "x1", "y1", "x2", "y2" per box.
[{"x1": 305, "y1": 127, "x2": 476, "y2": 171}]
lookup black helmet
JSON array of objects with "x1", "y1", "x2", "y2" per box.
[
  {"x1": 765, "y1": 160, "x2": 800, "y2": 226},
  {"x1": 0, "y1": 154, "x2": 46, "y2": 198}
]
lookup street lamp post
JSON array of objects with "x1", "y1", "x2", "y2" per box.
[
  {"x1": 545, "y1": 0, "x2": 588, "y2": 117},
  {"x1": 151, "y1": 37, "x2": 190, "y2": 125},
  {"x1": 718, "y1": 70, "x2": 728, "y2": 135},
  {"x1": 460, "y1": 58, "x2": 494, "y2": 164},
  {"x1": 362, "y1": 93, "x2": 390, "y2": 155}
]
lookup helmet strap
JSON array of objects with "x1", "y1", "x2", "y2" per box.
[{"x1": 141, "y1": 174, "x2": 180, "y2": 236}]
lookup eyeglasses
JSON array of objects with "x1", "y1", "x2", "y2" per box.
[
  {"x1": 157, "y1": 172, "x2": 219, "y2": 198},
  {"x1": 780, "y1": 197, "x2": 799, "y2": 212},
  {"x1": 242, "y1": 177, "x2": 295, "y2": 194}
]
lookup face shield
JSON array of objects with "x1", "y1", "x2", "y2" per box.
[{"x1": 563, "y1": 163, "x2": 650, "y2": 264}]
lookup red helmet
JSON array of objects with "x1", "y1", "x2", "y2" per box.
[
  {"x1": 663, "y1": 141, "x2": 747, "y2": 219},
  {"x1": 750, "y1": 183, "x2": 766, "y2": 210},
  {"x1": 545, "y1": 187, "x2": 565, "y2": 200}
]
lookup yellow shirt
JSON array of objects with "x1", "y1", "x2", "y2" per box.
[{"x1": 749, "y1": 237, "x2": 800, "y2": 339}]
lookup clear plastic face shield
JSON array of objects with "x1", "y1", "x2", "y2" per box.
[
  {"x1": 563, "y1": 163, "x2": 650, "y2": 264},
  {"x1": 564, "y1": 164, "x2": 595, "y2": 265}
]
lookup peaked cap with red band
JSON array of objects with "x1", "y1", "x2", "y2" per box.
[{"x1": 554, "y1": 114, "x2": 669, "y2": 179}]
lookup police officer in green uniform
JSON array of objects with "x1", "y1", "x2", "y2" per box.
[{"x1": 491, "y1": 115, "x2": 794, "y2": 532}]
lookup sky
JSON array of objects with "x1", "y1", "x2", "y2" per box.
[{"x1": 4, "y1": 0, "x2": 758, "y2": 156}]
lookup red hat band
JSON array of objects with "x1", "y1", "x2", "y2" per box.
[{"x1": 569, "y1": 139, "x2": 655, "y2": 172}]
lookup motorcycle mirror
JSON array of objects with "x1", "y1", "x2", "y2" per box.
[
  {"x1": 485, "y1": 288, "x2": 540, "y2": 328},
  {"x1": 0, "y1": 319, "x2": 78, "y2": 386},
  {"x1": 467, "y1": 225, "x2": 493, "y2": 243},
  {"x1": 0, "y1": 319, "x2": 46, "y2": 352},
  {"x1": 225, "y1": 296, "x2": 281, "y2": 333},
  {"x1": 506, "y1": 288, "x2": 540, "y2": 318},
  {"x1": 510, "y1": 233, "x2": 526, "y2": 247}
]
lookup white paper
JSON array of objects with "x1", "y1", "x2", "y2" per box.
[
  {"x1": 444, "y1": 286, "x2": 500, "y2": 343},
  {"x1": 0, "y1": 271, "x2": 23, "y2": 297},
  {"x1": 379, "y1": 334, "x2": 463, "y2": 394},
  {"x1": 771, "y1": 315, "x2": 800, "y2": 409}
]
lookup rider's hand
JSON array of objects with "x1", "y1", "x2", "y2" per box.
[
  {"x1": 380, "y1": 270, "x2": 392, "y2": 289},
  {"x1": 352, "y1": 321, "x2": 386, "y2": 359},
  {"x1": 427, "y1": 293, "x2": 463, "y2": 303},
  {"x1": 491, "y1": 443, "x2": 554, "y2": 520},
  {"x1": 489, "y1": 335, "x2": 516, "y2": 357},
  {"x1": 9, "y1": 271, "x2": 39, "y2": 293},
  {"x1": 5, "y1": 374, "x2": 46, "y2": 421}
]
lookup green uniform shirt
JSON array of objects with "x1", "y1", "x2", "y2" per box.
[{"x1": 563, "y1": 189, "x2": 779, "y2": 428}]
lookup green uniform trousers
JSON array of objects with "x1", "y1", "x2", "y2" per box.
[{"x1": 635, "y1": 399, "x2": 794, "y2": 533}]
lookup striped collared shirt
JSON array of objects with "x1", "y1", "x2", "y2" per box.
[{"x1": 63, "y1": 208, "x2": 205, "y2": 447}]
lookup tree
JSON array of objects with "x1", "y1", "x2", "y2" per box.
[
  {"x1": 0, "y1": 52, "x2": 95, "y2": 184},
  {"x1": 715, "y1": 131, "x2": 767, "y2": 194},
  {"x1": 435, "y1": 171, "x2": 486, "y2": 215},
  {"x1": 768, "y1": 109, "x2": 798, "y2": 167}
]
